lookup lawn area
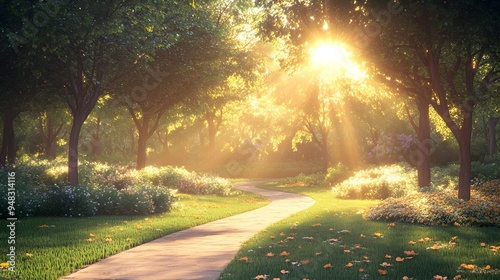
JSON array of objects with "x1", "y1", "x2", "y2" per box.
[
  {"x1": 219, "y1": 181, "x2": 500, "y2": 280},
  {"x1": 0, "y1": 191, "x2": 270, "y2": 280}
]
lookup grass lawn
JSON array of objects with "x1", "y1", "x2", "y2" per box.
[
  {"x1": 219, "y1": 181, "x2": 500, "y2": 280},
  {"x1": 0, "y1": 191, "x2": 270, "y2": 280}
]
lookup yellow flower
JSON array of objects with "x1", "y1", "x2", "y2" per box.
[
  {"x1": 25, "y1": 253, "x2": 33, "y2": 258},
  {"x1": 89, "y1": 233, "x2": 95, "y2": 237},
  {"x1": 0, "y1": 262, "x2": 9, "y2": 268},
  {"x1": 105, "y1": 237, "x2": 112, "y2": 242}
]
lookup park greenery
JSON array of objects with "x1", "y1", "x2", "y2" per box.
[
  {"x1": 220, "y1": 178, "x2": 500, "y2": 280},
  {"x1": 0, "y1": 189, "x2": 269, "y2": 279},
  {"x1": 0, "y1": 0, "x2": 499, "y2": 278}
]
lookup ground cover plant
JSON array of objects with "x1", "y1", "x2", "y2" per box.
[
  {"x1": 0, "y1": 192, "x2": 270, "y2": 279},
  {"x1": 220, "y1": 177, "x2": 500, "y2": 280}
]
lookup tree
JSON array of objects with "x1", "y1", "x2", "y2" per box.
[
  {"x1": 13, "y1": 1, "x2": 194, "y2": 184},
  {"x1": 360, "y1": 0, "x2": 500, "y2": 200}
]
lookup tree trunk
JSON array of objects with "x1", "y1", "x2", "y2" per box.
[
  {"x1": 68, "y1": 114, "x2": 85, "y2": 186},
  {"x1": 41, "y1": 117, "x2": 63, "y2": 160},
  {"x1": 320, "y1": 128, "x2": 330, "y2": 173},
  {"x1": 487, "y1": 117, "x2": 499, "y2": 156},
  {"x1": 457, "y1": 104, "x2": 474, "y2": 201},
  {"x1": 45, "y1": 118, "x2": 55, "y2": 160},
  {"x1": 0, "y1": 113, "x2": 18, "y2": 166},
  {"x1": 136, "y1": 128, "x2": 148, "y2": 169},
  {"x1": 129, "y1": 125, "x2": 136, "y2": 156},
  {"x1": 206, "y1": 115, "x2": 217, "y2": 170},
  {"x1": 416, "y1": 100, "x2": 431, "y2": 187}
]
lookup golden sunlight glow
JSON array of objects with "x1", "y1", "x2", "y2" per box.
[
  {"x1": 309, "y1": 42, "x2": 366, "y2": 80},
  {"x1": 310, "y1": 43, "x2": 348, "y2": 66}
]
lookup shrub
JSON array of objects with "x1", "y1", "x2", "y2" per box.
[
  {"x1": 138, "y1": 166, "x2": 238, "y2": 196},
  {"x1": 364, "y1": 180, "x2": 500, "y2": 227},
  {"x1": 332, "y1": 163, "x2": 417, "y2": 199},
  {"x1": 0, "y1": 159, "x2": 241, "y2": 217},
  {"x1": 0, "y1": 161, "x2": 180, "y2": 217},
  {"x1": 332, "y1": 163, "x2": 459, "y2": 200},
  {"x1": 325, "y1": 163, "x2": 351, "y2": 185},
  {"x1": 283, "y1": 172, "x2": 328, "y2": 187},
  {"x1": 471, "y1": 161, "x2": 500, "y2": 180}
]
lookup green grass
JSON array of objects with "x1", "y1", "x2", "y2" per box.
[
  {"x1": 219, "y1": 181, "x2": 500, "y2": 280},
  {"x1": 0, "y1": 191, "x2": 270, "y2": 280}
]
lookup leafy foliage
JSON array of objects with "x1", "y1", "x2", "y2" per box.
[
  {"x1": 332, "y1": 163, "x2": 458, "y2": 200},
  {"x1": 365, "y1": 180, "x2": 500, "y2": 227},
  {"x1": 0, "y1": 159, "x2": 237, "y2": 217}
]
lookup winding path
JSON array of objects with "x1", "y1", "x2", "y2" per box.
[{"x1": 61, "y1": 181, "x2": 315, "y2": 280}]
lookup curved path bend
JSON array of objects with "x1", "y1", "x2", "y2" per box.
[{"x1": 61, "y1": 181, "x2": 315, "y2": 280}]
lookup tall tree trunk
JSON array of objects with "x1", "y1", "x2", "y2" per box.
[
  {"x1": 456, "y1": 103, "x2": 474, "y2": 201},
  {"x1": 406, "y1": 98, "x2": 432, "y2": 187},
  {"x1": 416, "y1": 99, "x2": 431, "y2": 187},
  {"x1": 206, "y1": 114, "x2": 217, "y2": 170},
  {"x1": 136, "y1": 129, "x2": 148, "y2": 169},
  {"x1": 487, "y1": 116, "x2": 499, "y2": 156},
  {"x1": 68, "y1": 114, "x2": 86, "y2": 186},
  {"x1": 320, "y1": 128, "x2": 329, "y2": 173},
  {"x1": 129, "y1": 125, "x2": 136, "y2": 156},
  {"x1": 0, "y1": 113, "x2": 18, "y2": 166},
  {"x1": 40, "y1": 116, "x2": 64, "y2": 160}
]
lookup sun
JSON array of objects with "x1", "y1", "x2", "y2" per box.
[
  {"x1": 309, "y1": 42, "x2": 366, "y2": 80},
  {"x1": 310, "y1": 42, "x2": 350, "y2": 66}
]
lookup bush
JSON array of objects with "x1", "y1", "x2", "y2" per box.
[
  {"x1": 332, "y1": 163, "x2": 417, "y2": 199},
  {"x1": 283, "y1": 172, "x2": 328, "y2": 188},
  {"x1": 332, "y1": 163, "x2": 459, "y2": 200},
  {"x1": 0, "y1": 159, "x2": 239, "y2": 217},
  {"x1": 364, "y1": 180, "x2": 500, "y2": 227},
  {"x1": 325, "y1": 163, "x2": 351, "y2": 185},
  {"x1": 0, "y1": 161, "x2": 179, "y2": 217},
  {"x1": 471, "y1": 161, "x2": 500, "y2": 180},
  {"x1": 138, "y1": 166, "x2": 238, "y2": 196}
]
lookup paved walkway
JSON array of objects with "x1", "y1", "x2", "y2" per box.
[{"x1": 61, "y1": 181, "x2": 315, "y2": 280}]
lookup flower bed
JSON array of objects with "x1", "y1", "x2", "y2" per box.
[{"x1": 364, "y1": 180, "x2": 500, "y2": 227}]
